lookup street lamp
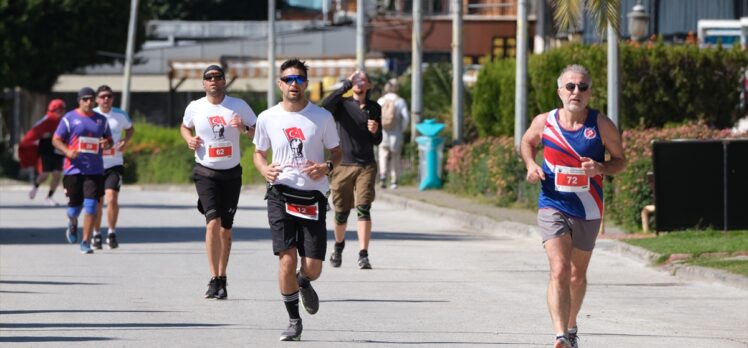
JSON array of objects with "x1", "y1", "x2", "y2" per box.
[{"x1": 627, "y1": 2, "x2": 650, "y2": 41}]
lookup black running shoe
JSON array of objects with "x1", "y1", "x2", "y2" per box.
[
  {"x1": 329, "y1": 250, "x2": 342, "y2": 268},
  {"x1": 216, "y1": 276, "x2": 227, "y2": 299},
  {"x1": 568, "y1": 332, "x2": 579, "y2": 348},
  {"x1": 205, "y1": 277, "x2": 219, "y2": 299},
  {"x1": 92, "y1": 235, "x2": 103, "y2": 250},
  {"x1": 279, "y1": 319, "x2": 302, "y2": 341},
  {"x1": 358, "y1": 256, "x2": 372, "y2": 269},
  {"x1": 299, "y1": 283, "x2": 319, "y2": 315},
  {"x1": 106, "y1": 234, "x2": 118, "y2": 249}
]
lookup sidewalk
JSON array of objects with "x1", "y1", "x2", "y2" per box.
[{"x1": 376, "y1": 185, "x2": 748, "y2": 290}]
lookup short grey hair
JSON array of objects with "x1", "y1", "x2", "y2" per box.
[
  {"x1": 557, "y1": 64, "x2": 592, "y2": 88},
  {"x1": 384, "y1": 78, "x2": 399, "y2": 93}
]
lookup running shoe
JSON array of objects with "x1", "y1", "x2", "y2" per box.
[
  {"x1": 554, "y1": 335, "x2": 572, "y2": 348},
  {"x1": 44, "y1": 197, "x2": 59, "y2": 206},
  {"x1": 358, "y1": 255, "x2": 372, "y2": 269},
  {"x1": 106, "y1": 234, "x2": 119, "y2": 249},
  {"x1": 568, "y1": 332, "x2": 579, "y2": 348},
  {"x1": 389, "y1": 183, "x2": 398, "y2": 190},
  {"x1": 79, "y1": 241, "x2": 93, "y2": 254},
  {"x1": 29, "y1": 186, "x2": 38, "y2": 199},
  {"x1": 379, "y1": 177, "x2": 386, "y2": 189},
  {"x1": 329, "y1": 250, "x2": 342, "y2": 268},
  {"x1": 279, "y1": 318, "x2": 302, "y2": 341},
  {"x1": 204, "y1": 277, "x2": 219, "y2": 299},
  {"x1": 216, "y1": 276, "x2": 227, "y2": 300},
  {"x1": 299, "y1": 283, "x2": 319, "y2": 315},
  {"x1": 65, "y1": 223, "x2": 78, "y2": 244},
  {"x1": 92, "y1": 235, "x2": 103, "y2": 250}
]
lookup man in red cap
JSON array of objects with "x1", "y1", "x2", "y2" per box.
[{"x1": 19, "y1": 99, "x2": 67, "y2": 206}]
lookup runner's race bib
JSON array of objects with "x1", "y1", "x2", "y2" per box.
[
  {"x1": 102, "y1": 147, "x2": 116, "y2": 157},
  {"x1": 285, "y1": 202, "x2": 319, "y2": 221},
  {"x1": 206, "y1": 140, "x2": 233, "y2": 162},
  {"x1": 78, "y1": 136, "x2": 100, "y2": 154},
  {"x1": 554, "y1": 165, "x2": 589, "y2": 192}
]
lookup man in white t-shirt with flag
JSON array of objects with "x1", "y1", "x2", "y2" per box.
[
  {"x1": 181, "y1": 64, "x2": 257, "y2": 300},
  {"x1": 92, "y1": 85, "x2": 134, "y2": 250},
  {"x1": 253, "y1": 58, "x2": 342, "y2": 341}
]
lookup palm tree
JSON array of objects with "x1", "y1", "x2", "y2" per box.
[{"x1": 551, "y1": 0, "x2": 622, "y2": 37}]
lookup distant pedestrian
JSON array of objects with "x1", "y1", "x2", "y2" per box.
[
  {"x1": 92, "y1": 85, "x2": 134, "y2": 250},
  {"x1": 181, "y1": 64, "x2": 257, "y2": 300},
  {"x1": 253, "y1": 58, "x2": 342, "y2": 341},
  {"x1": 52, "y1": 87, "x2": 113, "y2": 254},
  {"x1": 376, "y1": 78, "x2": 409, "y2": 189},
  {"x1": 519, "y1": 65, "x2": 627, "y2": 348},
  {"x1": 321, "y1": 70, "x2": 382, "y2": 270},
  {"x1": 21, "y1": 99, "x2": 67, "y2": 206}
]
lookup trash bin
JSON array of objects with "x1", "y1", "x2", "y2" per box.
[{"x1": 415, "y1": 119, "x2": 445, "y2": 190}]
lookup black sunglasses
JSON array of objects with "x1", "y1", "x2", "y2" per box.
[
  {"x1": 280, "y1": 75, "x2": 307, "y2": 85},
  {"x1": 81, "y1": 96, "x2": 94, "y2": 101},
  {"x1": 203, "y1": 74, "x2": 225, "y2": 81},
  {"x1": 98, "y1": 94, "x2": 113, "y2": 100},
  {"x1": 563, "y1": 82, "x2": 589, "y2": 92}
]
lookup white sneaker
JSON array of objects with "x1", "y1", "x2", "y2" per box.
[
  {"x1": 29, "y1": 186, "x2": 38, "y2": 199},
  {"x1": 389, "y1": 183, "x2": 398, "y2": 190},
  {"x1": 44, "y1": 197, "x2": 59, "y2": 206}
]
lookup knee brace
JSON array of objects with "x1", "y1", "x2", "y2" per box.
[
  {"x1": 83, "y1": 198, "x2": 98, "y2": 215},
  {"x1": 67, "y1": 206, "x2": 82, "y2": 219},
  {"x1": 334, "y1": 211, "x2": 350, "y2": 225},
  {"x1": 356, "y1": 204, "x2": 371, "y2": 221}
]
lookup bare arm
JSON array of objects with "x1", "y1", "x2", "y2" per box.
[
  {"x1": 520, "y1": 113, "x2": 548, "y2": 183},
  {"x1": 580, "y1": 114, "x2": 627, "y2": 176},
  {"x1": 52, "y1": 136, "x2": 78, "y2": 159},
  {"x1": 253, "y1": 149, "x2": 281, "y2": 183},
  {"x1": 300, "y1": 145, "x2": 343, "y2": 180},
  {"x1": 180, "y1": 124, "x2": 202, "y2": 151},
  {"x1": 117, "y1": 126, "x2": 135, "y2": 151}
]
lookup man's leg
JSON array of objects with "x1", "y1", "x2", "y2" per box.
[
  {"x1": 206, "y1": 218, "x2": 222, "y2": 277},
  {"x1": 105, "y1": 189, "x2": 119, "y2": 231},
  {"x1": 279, "y1": 249, "x2": 303, "y2": 341},
  {"x1": 377, "y1": 144, "x2": 390, "y2": 187},
  {"x1": 389, "y1": 145, "x2": 402, "y2": 187},
  {"x1": 544, "y1": 234, "x2": 573, "y2": 337},
  {"x1": 48, "y1": 170, "x2": 62, "y2": 195},
  {"x1": 356, "y1": 219, "x2": 371, "y2": 251},
  {"x1": 567, "y1": 248, "x2": 593, "y2": 329},
  {"x1": 218, "y1": 227, "x2": 232, "y2": 276}
]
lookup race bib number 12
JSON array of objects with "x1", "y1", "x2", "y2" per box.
[{"x1": 554, "y1": 166, "x2": 589, "y2": 192}]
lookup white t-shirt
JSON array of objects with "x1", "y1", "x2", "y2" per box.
[
  {"x1": 94, "y1": 106, "x2": 133, "y2": 169},
  {"x1": 183, "y1": 96, "x2": 257, "y2": 170},
  {"x1": 253, "y1": 102, "x2": 339, "y2": 194}
]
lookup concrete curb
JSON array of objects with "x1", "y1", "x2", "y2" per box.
[{"x1": 378, "y1": 190, "x2": 748, "y2": 291}]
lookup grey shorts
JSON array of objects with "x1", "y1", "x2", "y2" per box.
[{"x1": 537, "y1": 208, "x2": 601, "y2": 251}]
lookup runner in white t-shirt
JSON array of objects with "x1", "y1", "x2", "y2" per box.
[
  {"x1": 180, "y1": 65, "x2": 257, "y2": 300},
  {"x1": 253, "y1": 59, "x2": 342, "y2": 342},
  {"x1": 92, "y1": 85, "x2": 135, "y2": 250}
]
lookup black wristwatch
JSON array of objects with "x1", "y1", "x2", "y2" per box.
[{"x1": 326, "y1": 160, "x2": 334, "y2": 175}]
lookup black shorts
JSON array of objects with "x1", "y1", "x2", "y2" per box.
[
  {"x1": 193, "y1": 164, "x2": 242, "y2": 229},
  {"x1": 40, "y1": 152, "x2": 64, "y2": 173},
  {"x1": 266, "y1": 184, "x2": 328, "y2": 260},
  {"x1": 103, "y1": 165, "x2": 125, "y2": 191},
  {"x1": 63, "y1": 174, "x2": 105, "y2": 207}
]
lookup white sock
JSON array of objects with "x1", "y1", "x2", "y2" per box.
[
  {"x1": 108, "y1": 229, "x2": 116, "y2": 235},
  {"x1": 93, "y1": 230, "x2": 101, "y2": 236}
]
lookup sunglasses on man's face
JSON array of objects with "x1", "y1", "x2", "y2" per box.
[
  {"x1": 203, "y1": 74, "x2": 225, "y2": 81},
  {"x1": 98, "y1": 94, "x2": 113, "y2": 100},
  {"x1": 81, "y1": 97, "x2": 94, "y2": 102},
  {"x1": 563, "y1": 82, "x2": 590, "y2": 92},
  {"x1": 280, "y1": 75, "x2": 307, "y2": 85}
]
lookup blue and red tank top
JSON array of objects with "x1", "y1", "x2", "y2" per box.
[{"x1": 539, "y1": 108, "x2": 605, "y2": 220}]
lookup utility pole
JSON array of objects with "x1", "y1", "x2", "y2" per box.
[
  {"x1": 607, "y1": 20, "x2": 620, "y2": 127},
  {"x1": 356, "y1": 0, "x2": 365, "y2": 71},
  {"x1": 411, "y1": 0, "x2": 423, "y2": 142},
  {"x1": 268, "y1": 0, "x2": 276, "y2": 107},
  {"x1": 322, "y1": 0, "x2": 329, "y2": 26},
  {"x1": 451, "y1": 0, "x2": 463, "y2": 143},
  {"x1": 514, "y1": 0, "x2": 528, "y2": 150},
  {"x1": 121, "y1": 0, "x2": 139, "y2": 114}
]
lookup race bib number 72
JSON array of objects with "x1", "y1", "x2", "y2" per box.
[{"x1": 554, "y1": 166, "x2": 589, "y2": 192}]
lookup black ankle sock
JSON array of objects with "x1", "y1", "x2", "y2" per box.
[
  {"x1": 47, "y1": 190, "x2": 55, "y2": 198},
  {"x1": 359, "y1": 249, "x2": 368, "y2": 258},
  {"x1": 296, "y1": 271, "x2": 310, "y2": 288},
  {"x1": 334, "y1": 241, "x2": 345, "y2": 252},
  {"x1": 282, "y1": 291, "x2": 300, "y2": 319}
]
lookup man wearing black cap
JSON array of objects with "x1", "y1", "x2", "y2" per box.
[
  {"x1": 180, "y1": 64, "x2": 257, "y2": 299},
  {"x1": 52, "y1": 87, "x2": 113, "y2": 254}
]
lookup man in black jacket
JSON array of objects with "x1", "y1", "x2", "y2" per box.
[{"x1": 321, "y1": 70, "x2": 382, "y2": 269}]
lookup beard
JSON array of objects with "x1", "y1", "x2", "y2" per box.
[{"x1": 285, "y1": 91, "x2": 302, "y2": 102}]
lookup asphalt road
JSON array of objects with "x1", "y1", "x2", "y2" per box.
[{"x1": 1, "y1": 185, "x2": 746, "y2": 347}]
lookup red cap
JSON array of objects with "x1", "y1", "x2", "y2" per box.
[{"x1": 47, "y1": 99, "x2": 66, "y2": 113}]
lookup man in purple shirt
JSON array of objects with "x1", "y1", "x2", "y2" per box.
[{"x1": 52, "y1": 87, "x2": 113, "y2": 254}]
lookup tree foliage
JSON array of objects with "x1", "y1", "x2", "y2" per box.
[
  {"x1": 148, "y1": 0, "x2": 268, "y2": 20},
  {"x1": 0, "y1": 0, "x2": 152, "y2": 93}
]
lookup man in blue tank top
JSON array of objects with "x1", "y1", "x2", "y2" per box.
[{"x1": 520, "y1": 65, "x2": 627, "y2": 348}]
